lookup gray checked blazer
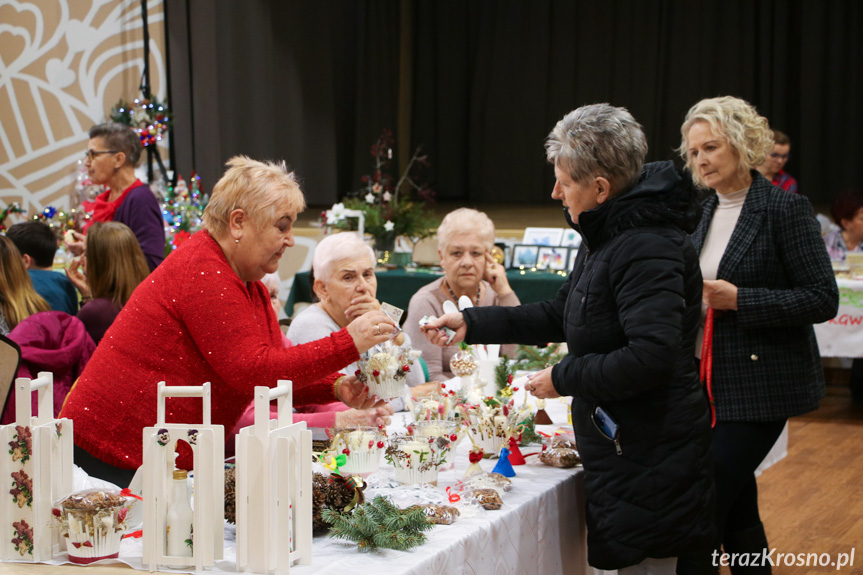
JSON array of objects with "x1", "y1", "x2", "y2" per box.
[{"x1": 690, "y1": 171, "x2": 839, "y2": 421}]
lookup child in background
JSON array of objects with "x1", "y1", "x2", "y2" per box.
[{"x1": 6, "y1": 221, "x2": 78, "y2": 315}]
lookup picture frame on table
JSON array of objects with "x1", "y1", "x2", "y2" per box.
[
  {"x1": 568, "y1": 247, "x2": 579, "y2": 271},
  {"x1": 537, "y1": 247, "x2": 569, "y2": 271},
  {"x1": 560, "y1": 229, "x2": 582, "y2": 248},
  {"x1": 522, "y1": 227, "x2": 564, "y2": 246},
  {"x1": 511, "y1": 244, "x2": 540, "y2": 268}
]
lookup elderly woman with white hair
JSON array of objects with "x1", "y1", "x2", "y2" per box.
[
  {"x1": 422, "y1": 104, "x2": 715, "y2": 574},
  {"x1": 288, "y1": 233, "x2": 433, "y2": 404},
  {"x1": 404, "y1": 208, "x2": 519, "y2": 381},
  {"x1": 61, "y1": 156, "x2": 395, "y2": 485},
  {"x1": 680, "y1": 96, "x2": 837, "y2": 572}
]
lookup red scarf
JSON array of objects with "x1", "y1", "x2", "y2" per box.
[
  {"x1": 699, "y1": 308, "x2": 716, "y2": 428},
  {"x1": 82, "y1": 179, "x2": 142, "y2": 231}
]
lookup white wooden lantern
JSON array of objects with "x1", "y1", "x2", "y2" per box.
[
  {"x1": 142, "y1": 382, "x2": 224, "y2": 572},
  {"x1": 0, "y1": 371, "x2": 73, "y2": 562},
  {"x1": 236, "y1": 380, "x2": 312, "y2": 573}
]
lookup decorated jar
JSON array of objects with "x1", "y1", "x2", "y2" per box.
[
  {"x1": 385, "y1": 434, "x2": 451, "y2": 486},
  {"x1": 330, "y1": 426, "x2": 387, "y2": 476},
  {"x1": 51, "y1": 489, "x2": 135, "y2": 564}
]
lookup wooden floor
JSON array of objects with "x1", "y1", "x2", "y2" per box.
[{"x1": 729, "y1": 393, "x2": 863, "y2": 574}]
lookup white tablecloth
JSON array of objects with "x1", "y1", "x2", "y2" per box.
[
  {"x1": 814, "y1": 278, "x2": 863, "y2": 357},
  {"x1": 4, "y1": 392, "x2": 587, "y2": 575}
]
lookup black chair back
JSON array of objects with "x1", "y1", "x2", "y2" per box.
[{"x1": 0, "y1": 333, "x2": 22, "y2": 419}]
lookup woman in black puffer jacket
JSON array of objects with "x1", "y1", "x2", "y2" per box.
[{"x1": 422, "y1": 104, "x2": 715, "y2": 574}]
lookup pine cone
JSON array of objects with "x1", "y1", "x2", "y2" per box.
[
  {"x1": 224, "y1": 467, "x2": 236, "y2": 524},
  {"x1": 312, "y1": 472, "x2": 358, "y2": 534}
]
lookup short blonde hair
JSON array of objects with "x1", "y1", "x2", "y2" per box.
[
  {"x1": 313, "y1": 233, "x2": 375, "y2": 283},
  {"x1": 437, "y1": 208, "x2": 495, "y2": 252},
  {"x1": 203, "y1": 156, "x2": 306, "y2": 238},
  {"x1": 679, "y1": 96, "x2": 774, "y2": 189}
]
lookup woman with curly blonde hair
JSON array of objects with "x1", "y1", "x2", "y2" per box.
[
  {"x1": 680, "y1": 96, "x2": 837, "y2": 573},
  {"x1": 0, "y1": 235, "x2": 50, "y2": 335}
]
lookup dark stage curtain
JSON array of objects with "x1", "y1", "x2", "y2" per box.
[
  {"x1": 167, "y1": 0, "x2": 400, "y2": 206},
  {"x1": 168, "y1": 0, "x2": 862, "y2": 207}
]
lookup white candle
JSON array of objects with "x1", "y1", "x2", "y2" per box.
[
  {"x1": 347, "y1": 431, "x2": 374, "y2": 450},
  {"x1": 400, "y1": 440, "x2": 431, "y2": 466}
]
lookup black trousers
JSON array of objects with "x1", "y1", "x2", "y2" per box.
[
  {"x1": 676, "y1": 417, "x2": 786, "y2": 575},
  {"x1": 712, "y1": 420, "x2": 786, "y2": 541}
]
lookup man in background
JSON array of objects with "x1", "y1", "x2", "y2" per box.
[
  {"x1": 6, "y1": 221, "x2": 78, "y2": 315},
  {"x1": 757, "y1": 129, "x2": 799, "y2": 194}
]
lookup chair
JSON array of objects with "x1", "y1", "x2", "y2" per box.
[
  {"x1": 278, "y1": 318, "x2": 292, "y2": 336},
  {"x1": 0, "y1": 333, "x2": 22, "y2": 422}
]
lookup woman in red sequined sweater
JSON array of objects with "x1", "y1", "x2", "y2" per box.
[{"x1": 61, "y1": 157, "x2": 396, "y2": 484}]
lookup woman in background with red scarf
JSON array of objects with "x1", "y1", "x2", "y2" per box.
[{"x1": 64, "y1": 123, "x2": 165, "y2": 272}]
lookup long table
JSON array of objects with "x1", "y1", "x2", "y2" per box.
[
  {"x1": 0, "y1": 392, "x2": 589, "y2": 575},
  {"x1": 814, "y1": 278, "x2": 863, "y2": 357},
  {"x1": 285, "y1": 267, "x2": 568, "y2": 316}
]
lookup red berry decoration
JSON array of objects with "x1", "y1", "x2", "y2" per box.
[
  {"x1": 542, "y1": 444, "x2": 548, "y2": 451},
  {"x1": 52, "y1": 508, "x2": 62, "y2": 517},
  {"x1": 402, "y1": 365, "x2": 410, "y2": 372},
  {"x1": 507, "y1": 374, "x2": 513, "y2": 384},
  {"x1": 372, "y1": 369, "x2": 380, "y2": 377},
  {"x1": 513, "y1": 387, "x2": 519, "y2": 392},
  {"x1": 368, "y1": 440, "x2": 374, "y2": 448},
  {"x1": 376, "y1": 441, "x2": 384, "y2": 449},
  {"x1": 342, "y1": 448, "x2": 350, "y2": 455},
  {"x1": 450, "y1": 434, "x2": 458, "y2": 442},
  {"x1": 428, "y1": 437, "x2": 434, "y2": 443},
  {"x1": 355, "y1": 369, "x2": 361, "y2": 377},
  {"x1": 469, "y1": 450, "x2": 484, "y2": 463}
]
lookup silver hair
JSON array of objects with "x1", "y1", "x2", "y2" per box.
[
  {"x1": 436, "y1": 208, "x2": 495, "y2": 252},
  {"x1": 312, "y1": 232, "x2": 376, "y2": 283},
  {"x1": 545, "y1": 104, "x2": 647, "y2": 193}
]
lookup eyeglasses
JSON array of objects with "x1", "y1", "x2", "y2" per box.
[
  {"x1": 84, "y1": 149, "x2": 119, "y2": 161},
  {"x1": 769, "y1": 152, "x2": 789, "y2": 160}
]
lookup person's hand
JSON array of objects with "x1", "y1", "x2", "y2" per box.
[
  {"x1": 483, "y1": 252, "x2": 513, "y2": 296},
  {"x1": 335, "y1": 375, "x2": 388, "y2": 410},
  {"x1": 65, "y1": 231, "x2": 86, "y2": 257},
  {"x1": 344, "y1": 294, "x2": 381, "y2": 323},
  {"x1": 419, "y1": 312, "x2": 466, "y2": 346},
  {"x1": 65, "y1": 255, "x2": 89, "y2": 296},
  {"x1": 525, "y1": 366, "x2": 560, "y2": 399},
  {"x1": 346, "y1": 310, "x2": 396, "y2": 353},
  {"x1": 335, "y1": 404, "x2": 394, "y2": 428},
  {"x1": 703, "y1": 279, "x2": 738, "y2": 311},
  {"x1": 410, "y1": 381, "x2": 441, "y2": 399}
]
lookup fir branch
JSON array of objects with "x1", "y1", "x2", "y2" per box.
[{"x1": 323, "y1": 496, "x2": 432, "y2": 552}]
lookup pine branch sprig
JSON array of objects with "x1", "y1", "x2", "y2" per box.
[{"x1": 322, "y1": 496, "x2": 433, "y2": 552}]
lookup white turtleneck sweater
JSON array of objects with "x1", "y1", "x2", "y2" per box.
[{"x1": 696, "y1": 187, "x2": 749, "y2": 359}]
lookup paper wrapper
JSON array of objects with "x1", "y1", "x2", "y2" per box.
[
  {"x1": 393, "y1": 466, "x2": 439, "y2": 487},
  {"x1": 341, "y1": 449, "x2": 383, "y2": 476},
  {"x1": 478, "y1": 435, "x2": 504, "y2": 459},
  {"x1": 64, "y1": 526, "x2": 123, "y2": 564},
  {"x1": 367, "y1": 376, "x2": 406, "y2": 401}
]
